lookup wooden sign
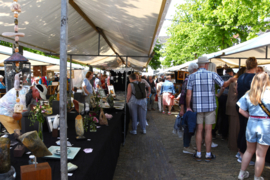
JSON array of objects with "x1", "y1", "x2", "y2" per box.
[{"x1": 21, "y1": 162, "x2": 52, "y2": 180}]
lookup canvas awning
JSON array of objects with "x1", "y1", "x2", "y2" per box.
[
  {"x1": 0, "y1": 45, "x2": 85, "y2": 69},
  {"x1": 207, "y1": 32, "x2": 270, "y2": 67},
  {"x1": 0, "y1": 0, "x2": 171, "y2": 70},
  {"x1": 158, "y1": 32, "x2": 270, "y2": 74}
]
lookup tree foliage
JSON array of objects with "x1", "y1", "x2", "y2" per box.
[
  {"x1": 149, "y1": 40, "x2": 162, "y2": 70},
  {"x1": 162, "y1": 0, "x2": 270, "y2": 66}
]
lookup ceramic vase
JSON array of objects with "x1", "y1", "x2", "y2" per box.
[{"x1": 75, "y1": 115, "x2": 85, "y2": 139}]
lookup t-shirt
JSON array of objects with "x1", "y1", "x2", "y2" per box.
[
  {"x1": 237, "y1": 89, "x2": 270, "y2": 117},
  {"x1": 82, "y1": 78, "x2": 93, "y2": 96},
  {"x1": 0, "y1": 88, "x2": 28, "y2": 117},
  {"x1": 237, "y1": 73, "x2": 255, "y2": 100}
]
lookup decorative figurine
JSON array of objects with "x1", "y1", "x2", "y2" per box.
[{"x1": 99, "y1": 108, "x2": 108, "y2": 126}]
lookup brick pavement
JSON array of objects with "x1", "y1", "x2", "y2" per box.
[{"x1": 113, "y1": 107, "x2": 270, "y2": 180}]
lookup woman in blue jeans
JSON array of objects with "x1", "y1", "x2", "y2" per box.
[
  {"x1": 237, "y1": 73, "x2": 270, "y2": 180},
  {"x1": 179, "y1": 62, "x2": 198, "y2": 154}
]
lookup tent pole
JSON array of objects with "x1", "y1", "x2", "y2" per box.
[
  {"x1": 266, "y1": 45, "x2": 268, "y2": 59},
  {"x1": 60, "y1": 0, "x2": 68, "y2": 179},
  {"x1": 69, "y1": 55, "x2": 72, "y2": 108},
  {"x1": 239, "y1": 58, "x2": 241, "y2": 69},
  {"x1": 123, "y1": 57, "x2": 128, "y2": 146}
]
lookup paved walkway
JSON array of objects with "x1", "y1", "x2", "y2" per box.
[{"x1": 113, "y1": 107, "x2": 270, "y2": 180}]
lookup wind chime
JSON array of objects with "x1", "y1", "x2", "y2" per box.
[{"x1": 2, "y1": 0, "x2": 30, "y2": 121}]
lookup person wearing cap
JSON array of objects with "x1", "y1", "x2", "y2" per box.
[
  {"x1": 186, "y1": 56, "x2": 235, "y2": 162},
  {"x1": 0, "y1": 75, "x2": 5, "y2": 89},
  {"x1": 0, "y1": 84, "x2": 47, "y2": 134}
]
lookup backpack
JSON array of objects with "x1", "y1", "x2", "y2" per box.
[{"x1": 132, "y1": 82, "x2": 146, "y2": 99}]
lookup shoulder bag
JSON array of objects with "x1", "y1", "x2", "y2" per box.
[{"x1": 258, "y1": 101, "x2": 270, "y2": 118}]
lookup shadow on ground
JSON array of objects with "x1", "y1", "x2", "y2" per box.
[{"x1": 113, "y1": 104, "x2": 270, "y2": 180}]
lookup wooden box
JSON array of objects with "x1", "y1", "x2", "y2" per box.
[{"x1": 21, "y1": 162, "x2": 52, "y2": 180}]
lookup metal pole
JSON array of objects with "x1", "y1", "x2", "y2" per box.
[
  {"x1": 123, "y1": 57, "x2": 128, "y2": 145},
  {"x1": 60, "y1": 0, "x2": 68, "y2": 179},
  {"x1": 69, "y1": 55, "x2": 72, "y2": 108},
  {"x1": 239, "y1": 58, "x2": 241, "y2": 69}
]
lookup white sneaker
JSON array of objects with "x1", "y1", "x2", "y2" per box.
[
  {"x1": 141, "y1": 129, "x2": 146, "y2": 134},
  {"x1": 183, "y1": 146, "x2": 195, "y2": 154},
  {"x1": 146, "y1": 121, "x2": 149, "y2": 126},
  {"x1": 238, "y1": 170, "x2": 249, "y2": 180},
  {"x1": 130, "y1": 130, "x2": 137, "y2": 135},
  {"x1": 137, "y1": 122, "x2": 139, "y2": 126},
  {"x1": 203, "y1": 142, "x2": 218, "y2": 148},
  {"x1": 237, "y1": 158, "x2": 255, "y2": 165},
  {"x1": 254, "y1": 176, "x2": 264, "y2": 180},
  {"x1": 177, "y1": 130, "x2": 183, "y2": 138}
]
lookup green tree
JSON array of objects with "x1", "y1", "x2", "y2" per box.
[
  {"x1": 162, "y1": 0, "x2": 270, "y2": 66},
  {"x1": 149, "y1": 40, "x2": 162, "y2": 70}
]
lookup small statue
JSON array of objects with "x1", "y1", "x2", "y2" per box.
[{"x1": 99, "y1": 108, "x2": 108, "y2": 126}]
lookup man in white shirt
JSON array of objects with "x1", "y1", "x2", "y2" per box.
[{"x1": 156, "y1": 77, "x2": 164, "y2": 112}]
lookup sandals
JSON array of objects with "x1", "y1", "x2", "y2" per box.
[
  {"x1": 168, "y1": 112, "x2": 171, "y2": 115},
  {"x1": 162, "y1": 111, "x2": 165, "y2": 114}
]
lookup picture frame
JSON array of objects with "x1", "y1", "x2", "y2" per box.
[
  {"x1": 177, "y1": 71, "x2": 185, "y2": 80},
  {"x1": 46, "y1": 115, "x2": 57, "y2": 133},
  {"x1": 108, "y1": 85, "x2": 116, "y2": 96},
  {"x1": 184, "y1": 72, "x2": 189, "y2": 79},
  {"x1": 47, "y1": 70, "x2": 55, "y2": 81},
  {"x1": 98, "y1": 89, "x2": 106, "y2": 98}
]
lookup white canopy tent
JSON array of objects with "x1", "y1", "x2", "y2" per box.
[
  {"x1": 0, "y1": 45, "x2": 85, "y2": 69},
  {"x1": 0, "y1": 0, "x2": 171, "y2": 70},
  {"x1": 159, "y1": 32, "x2": 270, "y2": 75}
]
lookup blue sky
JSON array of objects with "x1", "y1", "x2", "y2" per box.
[{"x1": 159, "y1": 0, "x2": 185, "y2": 36}]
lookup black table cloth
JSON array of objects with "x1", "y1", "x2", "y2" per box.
[{"x1": 11, "y1": 111, "x2": 124, "y2": 180}]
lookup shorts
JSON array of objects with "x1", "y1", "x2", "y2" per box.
[
  {"x1": 197, "y1": 111, "x2": 216, "y2": 125},
  {"x1": 246, "y1": 117, "x2": 270, "y2": 146}
]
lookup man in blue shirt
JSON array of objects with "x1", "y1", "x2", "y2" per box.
[{"x1": 186, "y1": 56, "x2": 235, "y2": 162}]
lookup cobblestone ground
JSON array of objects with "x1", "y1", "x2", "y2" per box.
[{"x1": 113, "y1": 105, "x2": 270, "y2": 180}]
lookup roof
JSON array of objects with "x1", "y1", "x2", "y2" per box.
[
  {"x1": 0, "y1": 0, "x2": 171, "y2": 70},
  {"x1": 0, "y1": 45, "x2": 85, "y2": 70},
  {"x1": 159, "y1": 32, "x2": 270, "y2": 74}
]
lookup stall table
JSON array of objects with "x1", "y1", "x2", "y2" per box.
[{"x1": 11, "y1": 110, "x2": 125, "y2": 180}]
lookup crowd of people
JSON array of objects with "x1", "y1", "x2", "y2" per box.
[
  {"x1": 126, "y1": 56, "x2": 269, "y2": 180},
  {"x1": 177, "y1": 56, "x2": 269, "y2": 180}
]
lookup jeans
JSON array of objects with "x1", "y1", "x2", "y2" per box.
[
  {"x1": 147, "y1": 94, "x2": 155, "y2": 109},
  {"x1": 158, "y1": 96, "x2": 163, "y2": 111},
  {"x1": 183, "y1": 124, "x2": 193, "y2": 147}
]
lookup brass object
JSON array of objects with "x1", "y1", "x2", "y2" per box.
[{"x1": 18, "y1": 131, "x2": 52, "y2": 157}]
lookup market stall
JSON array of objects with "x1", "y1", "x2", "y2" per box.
[{"x1": 0, "y1": 0, "x2": 171, "y2": 179}]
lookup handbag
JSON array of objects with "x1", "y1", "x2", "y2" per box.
[{"x1": 258, "y1": 101, "x2": 270, "y2": 118}]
